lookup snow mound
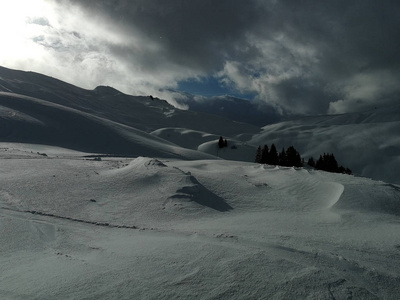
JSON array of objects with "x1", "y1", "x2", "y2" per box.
[
  {"x1": 165, "y1": 173, "x2": 233, "y2": 212},
  {"x1": 151, "y1": 127, "x2": 218, "y2": 150},
  {"x1": 144, "y1": 158, "x2": 168, "y2": 168},
  {"x1": 119, "y1": 156, "x2": 168, "y2": 170},
  {"x1": 98, "y1": 157, "x2": 233, "y2": 224}
]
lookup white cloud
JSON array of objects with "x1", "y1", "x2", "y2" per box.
[{"x1": 328, "y1": 70, "x2": 400, "y2": 114}]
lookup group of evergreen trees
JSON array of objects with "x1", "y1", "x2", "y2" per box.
[
  {"x1": 218, "y1": 136, "x2": 228, "y2": 148},
  {"x1": 255, "y1": 144, "x2": 352, "y2": 175},
  {"x1": 308, "y1": 153, "x2": 352, "y2": 174},
  {"x1": 255, "y1": 144, "x2": 302, "y2": 167}
]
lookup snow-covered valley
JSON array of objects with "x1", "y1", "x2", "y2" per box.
[{"x1": 1, "y1": 66, "x2": 400, "y2": 299}]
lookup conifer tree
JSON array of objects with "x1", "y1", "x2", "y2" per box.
[
  {"x1": 255, "y1": 146, "x2": 262, "y2": 163},
  {"x1": 261, "y1": 145, "x2": 269, "y2": 164},
  {"x1": 307, "y1": 157, "x2": 315, "y2": 167},
  {"x1": 268, "y1": 144, "x2": 279, "y2": 165},
  {"x1": 286, "y1": 146, "x2": 302, "y2": 167},
  {"x1": 279, "y1": 147, "x2": 288, "y2": 166},
  {"x1": 327, "y1": 153, "x2": 338, "y2": 172},
  {"x1": 315, "y1": 154, "x2": 324, "y2": 170},
  {"x1": 218, "y1": 136, "x2": 224, "y2": 148}
]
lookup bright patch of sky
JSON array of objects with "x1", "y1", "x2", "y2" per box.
[{"x1": 177, "y1": 76, "x2": 256, "y2": 100}]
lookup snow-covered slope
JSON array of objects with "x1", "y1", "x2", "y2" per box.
[
  {"x1": 249, "y1": 105, "x2": 400, "y2": 185},
  {"x1": 197, "y1": 139, "x2": 257, "y2": 162},
  {"x1": 151, "y1": 128, "x2": 257, "y2": 162},
  {"x1": 0, "y1": 66, "x2": 260, "y2": 137},
  {"x1": 1, "y1": 151, "x2": 400, "y2": 298},
  {"x1": 0, "y1": 91, "x2": 218, "y2": 160},
  {"x1": 151, "y1": 128, "x2": 219, "y2": 150}
]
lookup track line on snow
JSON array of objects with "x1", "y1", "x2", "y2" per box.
[{"x1": 1, "y1": 207, "x2": 142, "y2": 230}]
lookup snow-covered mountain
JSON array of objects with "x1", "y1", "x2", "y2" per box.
[
  {"x1": 0, "y1": 66, "x2": 259, "y2": 137},
  {"x1": 1, "y1": 66, "x2": 400, "y2": 299}
]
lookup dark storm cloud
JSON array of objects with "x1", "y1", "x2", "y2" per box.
[
  {"x1": 63, "y1": 0, "x2": 264, "y2": 71},
  {"x1": 30, "y1": 0, "x2": 400, "y2": 114},
  {"x1": 221, "y1": 0, "x2": 400, "y2": 113}
]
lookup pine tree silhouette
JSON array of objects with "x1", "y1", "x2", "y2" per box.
[
  {"x1": 279, "y1": 147, "x2": 288, "y2": 166},
  {"x1": 261, "y1": 145, "x2": 269, "y2": 164},
  {"x1": 268, "y1": 144, "x2": 279, "y2": 165},
  {"x1": 286, "y1": 146, "x2": 302, "y2": 167},
  {"x1": 255, "y1": 146, "x2": 262, "y2": 163},
  {"x1": 218, "y1": 136, "x2": 224, "y2": 148}
]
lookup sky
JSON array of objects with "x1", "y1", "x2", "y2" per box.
[{"x1": 0, "y1": 0, "x2": 399, "y2": 116}]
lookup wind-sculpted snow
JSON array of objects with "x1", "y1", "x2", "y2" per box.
[
  {"x1": 103, "y1": 157, "x2": 232, "y2": 216},
  {"x1": 1, "y1": 150, "x2": 400, "y2": 298},
  {"x1": 333, "y1": 182, "x2": 400, "y2": 216},
  {"x1": 0, "y1": 155, "x2": 230, "y2": 228},
  {"x1": 166, "y1": 173, "x2": 233, "y2": 212}
]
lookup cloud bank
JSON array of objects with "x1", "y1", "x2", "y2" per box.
[{"x1": 1, "y1": 0, "x2": 399, "y2": 115}]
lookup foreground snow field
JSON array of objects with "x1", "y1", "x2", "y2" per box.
[{"x1": 1, "y1": 144, "x2": 400, "y2": 299}]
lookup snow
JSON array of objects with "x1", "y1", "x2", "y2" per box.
[
  {"x1": 1, "y1": 152, "x2": 400, "y2": 298},
  {"x1": 249, "y1": 106, "x2": 400, "y2": 185},
  {"x1": 1, "y1": 66, "x2": 400, "y2": 298},
  {"x1": 0, "y1": 91, "x2": 216, "y2": 160},
  {"x1": 151, "y1": 127, "x2": 218, "y2": 150},
  {"x1": 197, "y1": 139, "x2": 257, "y2": 162}
]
